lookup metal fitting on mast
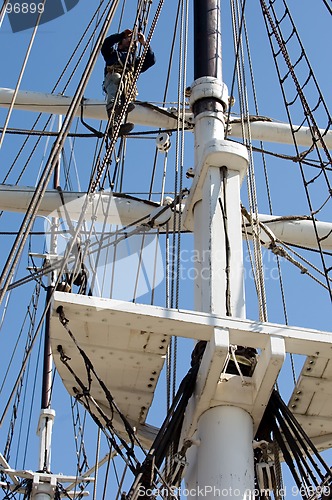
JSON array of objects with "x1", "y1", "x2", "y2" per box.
[{"x1": 190, "y1": 76, "x2": 229, "y2": 117}]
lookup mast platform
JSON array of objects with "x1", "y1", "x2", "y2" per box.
[
  {"x1": 50, "y1": 291, "x2": 332, "y2": 451},
  {"x1": 289, "y1": 356, "x2": 332, "y2": 451}
]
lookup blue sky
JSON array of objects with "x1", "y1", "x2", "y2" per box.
[{"x1": 0, "y1": 0, "x2": 331, "y2": 497}]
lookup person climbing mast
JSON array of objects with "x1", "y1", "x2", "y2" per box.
[{"x1": 101, "y1": 28, "x2": 156, "y2": 137}]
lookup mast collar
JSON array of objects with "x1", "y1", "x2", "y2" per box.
[{"x1": 189, "y1": 77, "x2": 229, "y2": 111}]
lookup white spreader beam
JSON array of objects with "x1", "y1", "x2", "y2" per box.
[
  {"x1": 0, "y1": 184, "x2": 331, "y2": 250},
  {"x1": 1, "y1": 87, "x2": 332, "y2": 148}
]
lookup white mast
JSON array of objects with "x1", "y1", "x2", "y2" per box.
[
  {"x1": 2, "y1": 1, "x2": 332, "y2": 497},
  {"x1": 182, "y1": 0, "x2": 255, "y2": 495}
]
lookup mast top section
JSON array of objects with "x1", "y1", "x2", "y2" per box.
[
  {"x1": 193, "y1": 0, "x2": 224, "y2": 116},
  {"x1": 194, "y1": 0, "x2": 222, "y2": 81}
]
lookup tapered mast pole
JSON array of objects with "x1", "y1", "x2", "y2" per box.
[
  {"x1": 184, "y1": 0, "x2": 255, "y2": 496},
  {"x1": 37, "y1": 118, "x2": 62, "y2": 478},
  {"x1": 193, "y1": 0, "x2": 222, "y2": 93}
]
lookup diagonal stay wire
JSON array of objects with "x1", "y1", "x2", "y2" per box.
[
  {"x1": 0, "y1": 0, "x2": 121, "y2": 307},
  {"x1": 89, "y1": 0, "x2": 166, "y2": 193},
  {"x1": 0, "y1": 0, "x2": 47, "y2": 150}
]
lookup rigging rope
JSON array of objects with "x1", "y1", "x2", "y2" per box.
[
  {"x1": 256, "y1": 390, "x2": 332, "y2": 499},
  {"x1": 56, "y1": 306, "x2": 143, "y2": 466},
  {"x1": 0, "y1": 280, "x2": 42, "y2": 429},
  {"x1": 125, "y1": 341, "x2": 206, "y2": 498},
  {"x1": 71, "y1": 398, "x2": 89, "y2": 476},
  {"x1": 230, "y1": 0, "x2": 268, "y2": 322},
  {"x1": 0, "y1": 0, "x2": 10, "y2": 27},
  {"x1": 165, "y1": 3, "x2": 190, "y2": 455},
  {"x1": 0, "y1": 0, "x2": 47, "y2": 150},
  {"x1": 0, "y1": 0, "x2": 115, "y2": 189},
  {"x1": 260, "y1": 0, "x2": 332, "y2": 300},
  {"x1": 0, "y1": 0, "x2": 121, "y2": 307},
  {"x1": 322, "y1": 0, "x2": 332, "y2": 15},
  {"x1": 89, "y1": 0, "x2": 166, "y2": 193},
  {"x1": 0, "y1": 0, "x2": 193, "y2": 496}
]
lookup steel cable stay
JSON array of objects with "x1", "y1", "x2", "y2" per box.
[
  {"x1": 259, "y1": 0, "x2": 332, "y2": 299},
  {"x1": 0, "y1": 0, "x2": 115, "y2": 190},
  {"x1": 89, "y1": 0, "x2": 159, "y2": 193},
  {"x1": 230, "y1": 0, "x2": 291, "y2": 333},
  {"x1": 2, "y1": 323, "x2": 37, "y2": 467},
  {"x1": 0, "y1": 310, "x2": 46, "y2": 497},
  {"x1": 136, "y1": 0, "x2": 153, "y2": 37},
  {"x1": 126, "y1": 0, "x2": 184, "y2": 306},
  {"x1": 124, "y1": 342, "x2": 206, "y2": 499},
  {"x1": 110, "y1": 0, "x2": 188, "y2": 314},
  {"x1": 20, "y1": 331, "x2": 44, "y2": 470},
  {"x1": 0, "y1": 281, "x2": 41, "y2": 405},
  {"x1": 62, "y1": 126, "x2": 83, "y2": 192},
  {"x1": 0, "y1": 0, "x2": 47, "y2": 150},
  {"x1": 241, "y1": 206, "x2": 332, "y2": 289},
  {"x1": 82, "y1": 0, "x2": 165, "y2": 232},
  {"x1": 0, "y1": 127, "x2": 95, "y2": 138},
  {"x1": 55, "y1": 307, "x2": 186, "y2": 499},
  {"x1": 145, "y1": 0, "x2": 187, "y2": 422},
  {"x1": 0, "y1": 0, "x2": 122, "y2": 307},
  {"x1": 255, "y1": 390, "x2": 332, "y2": 499},
  {"x1": 89, "y1": 0, "x2": 166, "y2": 194},
  {"x1": 0, "y1": 245, "x2": 30, "y2": 334},
  {"x1": 64, "y1": 438, "x2": 124, "y2": 499},
  {"x1": 164, "y1": 4, "x2": 190, "y2": 464},
  {"x1": 0, "y1": 229, "x2": 160, "y2": 295},
  {"x1": 114, "y1": 459, "x2": 129, "y2": 500},
  {"x1": 321, "y1": 0, "x2": 332, "y2": 16},
  {"x1": 55, "y1": 341, "x2": 140, "y2": 476},
  {"x1": 31, "y1": 181, "x2": 198, "y2": 499},
  {"x1": 1, "y1": 193, "x2": 330, "y2": 300},
  {"x1": 1, "y1": 1, "x2": 331, "y2": 498},
  {"x1": 229, "y1": 5, "x2": 331, "y2": 496},
  {"x1": 92, "y1": 427, "x2": 101, "y2": 500},
  {"x1": 240, "y1": 0, "x2": 332, "y2": 456},
  {"x1": 230, "y1": 0, "x2": 269, "y2": 323},
  {"x1": 0, "y1": 0, "x2": 116, "y2": 220},
  {"x1": 220, "y1": 133, "x2": 332, "y2": 172},
  {"x1": 70, "y1": 398, "x2": 89, "y2": 478},
  {"x1": 0, "y1": 0, "x2": 11, "y2": 27},
  {"x1": 0, "y1": 282, "x2": 43, "y2": 476},
  {"x1": 93, "y1": 2, "x2": 149, "y2": 184},
  {"x1": 0, "y1": 26, "x2": 143, "y2": 484},
  {"x1": 55, "y1": 306, "x2": 141, "y2": 455},
  {"x1": 52, "y1": 189, "x2": 184, "y2": 298},
  {"x1": 161, "y1": 0, "x2": 190, "y2": 472}
]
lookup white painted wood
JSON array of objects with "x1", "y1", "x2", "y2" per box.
[
  {"x1": 0, "y1": 185, "x2": 331, "y2": 250},
  {"x1": 250, "y1": 336, "x2": 285, "y2": 429},
  {"x1": 0, "y1": 87, "x2": 188, "y2": 129},
  {"x1": 49, "y1": 292, "x2": 332, "y2": 451},
  {"x1": 50, "y1": 292, "x2": 165, "y2": 448},
  {"x1": 185, "y1": 407, "x2": 255, "y2": 499},
  {"x1": 289, "y1": 356, "x2": 332, "y2": 451},
  {"x1": 1, "y1": 87, "x2": 331, "y2": 147},
  {"x1": 37, "y1": 409, "x2": 56, "y2": 473},
  {"x1": 180, "y1": 327, "x2": 230, "y2": 442},
  {"x1": 0, "y1": 185, "x2": 160, "y2": 226},
  {"x1": 51, "y1": 292, "x2": 332, "y2": 356},
  {"x1": 245, "y1": 214, "x2": 332, "y2": 251}
]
